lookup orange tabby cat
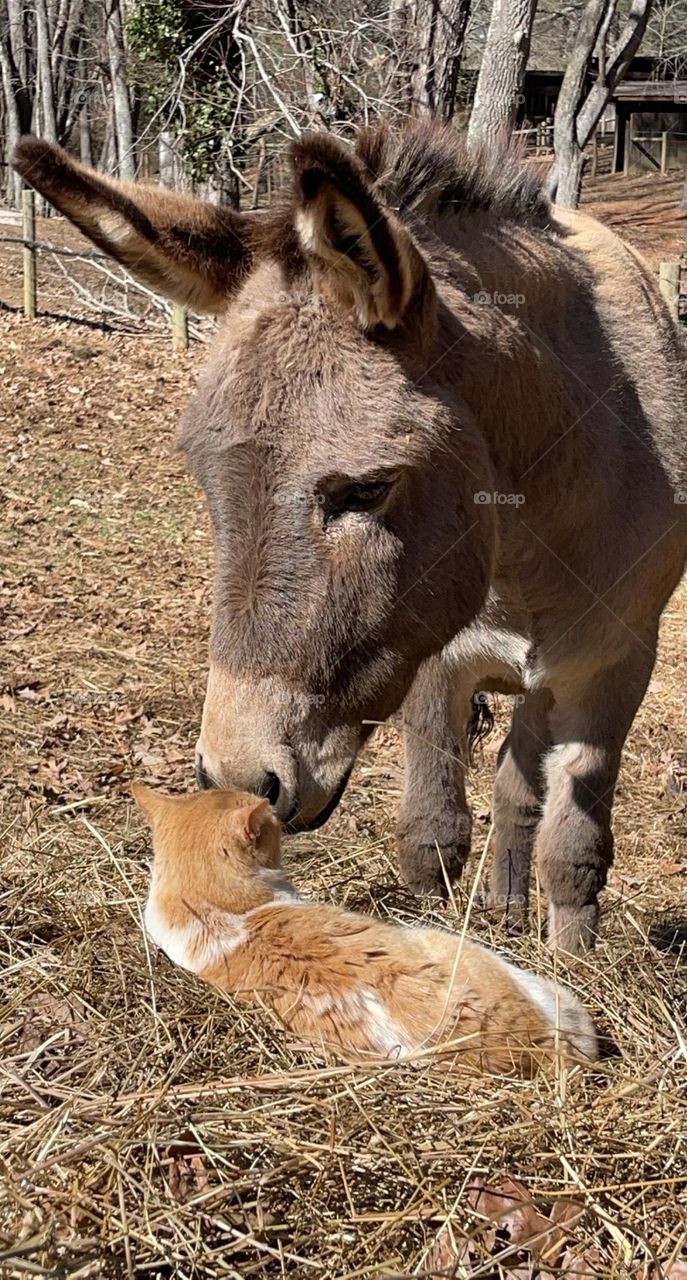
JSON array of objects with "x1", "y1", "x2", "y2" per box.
[{"x1": 133, "y1": 784, "x2": 597, "y2": 1075}]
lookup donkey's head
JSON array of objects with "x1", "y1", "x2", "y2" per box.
[{"x1": 15, "y1": 131, "x2": 494, "y2": 828}]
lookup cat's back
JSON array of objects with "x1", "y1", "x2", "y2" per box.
[
  {"x1": 380, "y1": 927, "x2": 597, "y2": 1066},
  {"x1": 201, "y1": 900, "x2": 596, "y2": 1067}
]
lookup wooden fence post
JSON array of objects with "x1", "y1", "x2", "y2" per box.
[
  {"x1": 659, "y1": 261, "x2": 680, "y2": 321},
  {"x1": 172, "y1": 303, "x2": 189, "y2": 352},
  {"x1": 660, "y1": 131, "x2": 668, "y2": 175},
  {"x1": 22, "y1": 188, "x2": 37, "y2": 319}
]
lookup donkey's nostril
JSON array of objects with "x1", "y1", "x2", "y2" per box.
[
  {"x1": 259, "y1": 771, "x2": 281, "y2": 806},
  {"x1": 196, "y1": 755, "x2": 214, "y2": 791}
]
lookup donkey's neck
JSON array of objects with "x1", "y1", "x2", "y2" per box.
[{"x1": 432, "y1": 224, "x2": 579, "y2": 472}]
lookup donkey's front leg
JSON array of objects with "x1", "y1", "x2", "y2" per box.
[
  {"x1": 536, "y1": 646, "x2": 656, "y2": 955},
  {"x1": 396, "y1": 656, "x2": 474, "y2": 896},
  {"x1": 488, "y1": 689, "x2": 552, "y2": 922}
]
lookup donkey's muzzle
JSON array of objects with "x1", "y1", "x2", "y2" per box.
[
  {"x1": 196, "y1": 754, "x2": 282, "y2": 809},
  {"x1": 284, "y1": 764, "x2": 353, "y2": 833},
  {"x1": 195, "y1": 754, "x2": 215, "y2": 791}
]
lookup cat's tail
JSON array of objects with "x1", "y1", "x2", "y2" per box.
[
  {"x1": 517, "y1": 969, "x2": 598, "y2": 1061},
  {"x1": 550, "y1": 983, "x2": 599, "y2": 1062}
]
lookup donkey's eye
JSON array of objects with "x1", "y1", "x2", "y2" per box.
[{"x1": 324, "y1": 477, "x2": 395, "y2": 521}]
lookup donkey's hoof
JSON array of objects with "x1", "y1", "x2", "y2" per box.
[
  {"x1": 547, "y1": 902, "x2": 599, "y2": 956},
  {"x1": 397, "y1": 838, "x2": 469, "y2": 897},
  {"x1": 396, "y1": 809, "x2": 471, "y2": 896}
]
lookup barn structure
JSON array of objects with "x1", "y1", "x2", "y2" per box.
[
  {"x1": 611, "y1": 76, "x2": 687, "y2": 174},
  {"x1": 517, "y1": 56, "x2": 687, "y2": 176}
]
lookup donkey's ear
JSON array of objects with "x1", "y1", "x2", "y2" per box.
[
  {"x1": 291, "y1": 133, "x2": 433, "y2": 332},
  {"x1": 13, "y1": 138, "x2": 254, "y2": 313}
]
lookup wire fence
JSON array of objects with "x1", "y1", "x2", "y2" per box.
[{"x1": 0, "y1": 190, "x2": 213, "y2": 347}]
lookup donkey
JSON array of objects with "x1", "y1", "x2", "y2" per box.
[{"x1": 15, "y1": 121, "x2": 687, "y2": 956}]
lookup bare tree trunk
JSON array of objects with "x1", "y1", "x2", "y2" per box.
[
  {"x1": 549, "y1": 0, "x2": 654, "y2": 208},
  {"x1": 251, "y1": 137, "x2": 267, "y2": 209},
  {"x1": 389, "y1": 0, "x2": 413, "y2": 112},
  {"x1": 159, "y1": 129, "x2": 176, "y2": 189},
  {"x1": 276, "y1": 0, "x2": 328, "y2": 125},
  {"x1": 390, "y1": 0, "x2": 473, "y2": 120},
  {"x1": 6, "y1": 0, "x2": 32, "y2": 132},
  {"x1": 99, "y1": 100, "x2": 117, "y2": 174},
  {"x1": 35, "y1": 0, "x2": 58, "y2": 143},
  {"x1": 0, "y1": 35, "x2": 22, "y2": 205},
  {"x1": 79, "y1": 98, "x2": 92, "y2": 165},
  {"x1": 54, "y1": 0, "x2": 85, "y2": 138},
  {"x1": 105, "y1": 0, "x2": 135, "y2": 179},
  {"x1": 203, "y1": 154, "x2": 240, "y2": 209},
  {"x1": 549, "y1": 0, "x2": 608, "y2": 207},
  {"x1": 467, "y1": 0, "x2": 536, "y2": 151}
]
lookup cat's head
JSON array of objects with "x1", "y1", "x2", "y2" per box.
[{"x1": 132, "y1": 783, "x2": 285, "y2": 914}]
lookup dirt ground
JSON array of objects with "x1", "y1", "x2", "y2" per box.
[
  {"x1": 1, "y1": 171, "x2": 687, "y2": 1278},
  {"x1": 581, "y1": 171, "x2": 686, "y2": 269}
]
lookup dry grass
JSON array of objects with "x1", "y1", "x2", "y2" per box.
[{"x1": 1, "y1": 309, "x2": 687, "y2": 1279}]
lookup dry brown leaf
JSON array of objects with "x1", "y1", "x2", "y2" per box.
[
  {"x1": 550, "y1": 1200, "x2": 586, "y2": 1231},
  {"x1": 561, "y1": 1246, "x2": 604, "y2": 1278},
  {"x1": 424, "y1": 1226, "x2": 471, "y2": 1273},
  {"x1": 468, "y1": 1178, "x2": 566, "y2": 1265},
  {"x1": 166, "y1": 1152, "x2": 211, "y2": 1204},
  {"x1": 19, "y1": 992, "x2": 88, "y2": 1055}
]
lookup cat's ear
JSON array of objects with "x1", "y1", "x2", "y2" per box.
[
  {"x1": 231, "y1": 798, "x2": 272, "y2": 845},
  {"x1": 131, "y1": 782, "x2": 168, "y2": 828}
]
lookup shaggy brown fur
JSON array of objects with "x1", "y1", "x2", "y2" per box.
[
  {"x1": 16, "y1": 120, "x2": 687, "y2": 957},
  {"x1": 133, "y1": 784, "x2": 597, "y2": 1075}
]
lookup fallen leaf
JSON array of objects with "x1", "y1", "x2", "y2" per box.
[
  {"x1": 561, "y1": 1246, "x2": 604, "y2": 1278},
  {"x1": 19, "y1": 992, "x2": 88, "y2": 1055},
  {"x1": 166, "y1": 1152, "x2": 211, "y2": 1203},
  {"x1": 550, "y1": 1200, "x2": 585, "y2": 1230},
  {"x1": 424, "y1": 1226, "x2": 471, "y2": 1273},
  {"x1": 468, "y1": 1178, "x2": 566, "y2": 1264}
]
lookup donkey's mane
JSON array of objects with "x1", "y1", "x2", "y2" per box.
[
  {"x1": 251, "y1": 120, "x2": 552, "y2": 270},
  {"x1": 355, "y1": 119, "x2": 552, "y2": 231}
]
